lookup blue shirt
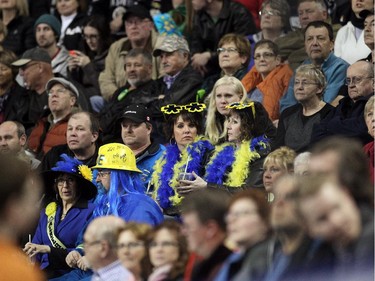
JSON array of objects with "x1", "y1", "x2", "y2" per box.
[{"x1": 280, "y1": 52, "x2": 349, "y2": 112}]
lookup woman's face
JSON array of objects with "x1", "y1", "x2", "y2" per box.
[
  {"x1": 56, "y1": 173, "x2": 78, "y2": 203},
  {"x1": 263, "y1": 161, "x2": 287, "y2": 192},
  {"x1": 83, "y1": 26, "x2": 99, "y2": 52},
  {"x1": 56, "y1": 0, "x2": 79, "y2": 17},
  {"x1": 215, "y1": 85, "x2": 242, "y2": 116},
  {"x1": 173, "y1": 115, "x2": 198, "y2": 150},
  {"x1": 351, "y1": 0, "x2": 374, "y2": 17},
  {"x1": 0, "y1": 0, "x2": 16, "y2": 9},
  {"x1": 365, "y1": 105, "x2": 375, "y2": 138},
  {"x1": 227, "y1": 112, "x2": 242, "y2": 143},
  {"x1": 226, "y1": 198, "x2": 268, "y2": 247},
  {"x1": 218, "y1": 42, "x2": 247, "y2": 75},
  {"x1": 294, "y1": 74, "x2": 322, "y2": 104},
  {"x1": 117, "y1": 230, "x2": 146, "y2": 272},
  {"x1": 260, "y1": 4, "x2": 283, "y2": 31},
  {"x1": 254, "y1": 45, "x2": 280, "y2": 78},
  {"x1": 149, "y1": 228, "x2": 179, "y2": 268},
  {"x1": 0, "y1": 63, "x2": 13, "y2": 86}
]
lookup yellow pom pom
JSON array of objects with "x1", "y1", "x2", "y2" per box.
[
  {"x1": 78, "y1": 165, "x2": 93, "y2": 182},
  {"x1": 45, "y1": 202, "x2": 57, "y2": 217}
]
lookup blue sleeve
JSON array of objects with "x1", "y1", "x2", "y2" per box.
[
  {"x1": 322, "y1": 63, "x2": 348, "y2": 102},
  {"x1": 279, "y1": 75, "x2": 297, "y2": 112}
]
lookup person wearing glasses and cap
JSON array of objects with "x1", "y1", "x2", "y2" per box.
[
  {"x1": 98, "y1": 5, "x2": 160, "y2": 101},
  {"x1": 27, "y1": 77, "x2": 81, "y2": 160},
  {"x1": 150, "y1": 34, "x2": 203, "y2": 144},
  {"x1": 23, "y1": 154, "x2": 97, "y2": 279},
  {"x1": 60, "y1": 143, "x2": 163, "y2": 279}
]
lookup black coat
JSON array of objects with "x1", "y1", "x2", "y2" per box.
[
  {"x1": 148, "y1": 64, "x2": 203, "y2": 143},
  {"x1": 2, "y1": 15, "x2": 36, "y2": 56},
  {"x1": 190, "y1": 0, "x2": 256, "y2": 76}
]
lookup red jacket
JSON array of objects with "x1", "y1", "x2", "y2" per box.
[
  {"x1": 242, "y1": 64, "x2": 293, "y2": 121},
  {"x1": 28, "y1": 114, "x2": 71, "y2": 159},
  {"x1": 234, "y1": 0, "x2": 263, "y2": 30}
]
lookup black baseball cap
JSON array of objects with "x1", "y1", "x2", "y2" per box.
[
  {"x1": 123, "y1": 4, "x2": 152, "y2": 21},
  {"x1": 120, "y1": 104, "x2": 151, "y2": 123}
]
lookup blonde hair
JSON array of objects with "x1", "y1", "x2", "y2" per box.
[
  {"x1": 205, "y1": 76, "x2": 247, "y2": 144},
  {"x1": 364, "y1": 96, "x2": 374, "y2": 117},
  {"x1": 263, "y1": 146, "x2": 297, "y2": 173},
  {"x1": 1, "y1": 0, "x2": 29, "y2": 17}
]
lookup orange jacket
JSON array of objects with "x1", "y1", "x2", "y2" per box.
[
  {"x1": 28, "y1": 114, "x2": 71, "y2": 159},
  {"x1": 242, "y1": 64, "x2": 293, "y2": 121}
]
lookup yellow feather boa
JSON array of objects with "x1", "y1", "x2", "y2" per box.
[{"x1": 225, "y1": 140, "x2": 261, "y2": 187}]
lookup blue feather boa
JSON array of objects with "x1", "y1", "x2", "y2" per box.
[
  {"x1": 204, "y1": 135, "x2": 269, "y2": 186},
  {"x1": 154, "y1": 138, "x2": 213, "y2": 209}
]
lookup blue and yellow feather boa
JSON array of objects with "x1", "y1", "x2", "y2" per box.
[
  {"x1": 204, "y1": 135, "x2": 269, "y2": 187},
  {"x1": 151, "y1": 137, "x2": 213, "y2": 209}
]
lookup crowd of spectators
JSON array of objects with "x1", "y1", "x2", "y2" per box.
[{"x1": 0, "y1": 0, "x2": 373, "y2": 280}]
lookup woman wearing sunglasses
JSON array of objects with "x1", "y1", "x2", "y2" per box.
[
  {"x1": 23, "y1": 154, "x2": 97, "y2": 279},
  {"x1": 151, "y1": 102, "x2": 213, "y2": 216},
  {"x1": 181, "y1": 101, "x2": 273, "y2": 192}
]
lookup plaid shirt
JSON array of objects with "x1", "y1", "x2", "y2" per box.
[{"x1": 92, "y1": 260, "x2": 135, "y2": 281}]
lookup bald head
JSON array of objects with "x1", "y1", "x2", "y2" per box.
[
  {"x1": 0, "y1": 121, "x2": 27, "y2": 154},
  {"x1": 347, "y1": 60, "x2": 374, "y2": 102},
  {"x1": 84, "y1": 216, "x2": 126, "y2": 270}
]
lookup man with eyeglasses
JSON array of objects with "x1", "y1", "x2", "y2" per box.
[
  {"x1": 280, "y1": 21, "x2": 349, "y2": 112},
  {"x1": 83, "y1": 216, "x2": 135, "y2": 281},
  {"x1": 312, "y1": 60, "x2": 374, "y2": 145},
  {"x1": 34, "y1": 14, "x2": 69, "y2": 77},
  {"x1": 11, "y1": 48, "x2": 91, "y2": 133},
  {"x1": 98, "y1": 5, "x2": 160, "y2": 101},
  {"x1": 27, "y1": 77, "x2": 81, "y2": 160}
]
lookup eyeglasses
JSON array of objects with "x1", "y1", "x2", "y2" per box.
[
  {"x1": 259, "y1": 9, "x2": 281, "y2": 17},
  {"x1": 83, "y1": 34, "x2": 99, "y2": 41},
  {"x1": 96, "y1": 170, "x2": 111, "y2": 178},
  {"x1": 294, "y1": 80, "x2": 319, "y2": 87},
  {"x1": 226, "y1": 102, "x2": 256, "y2": 118},
  {"x1": 217, "y1": 47, "x2": 238, "y2": 54},
  {"x1": 117, "y1": 242, "x2": 144, "y2": 250},
  {"x1": 253, "y1": 52, "x2": 276, "y2": 60},
  {"x1": 125, "y1": 18, "x2": 151, "y2": 27},
  {"x1": 20, "y1": 62, "x2": 39, "y2": 71},
  {"x1": 225, "y1": 210, "x2": 257, "y2": 222},
  {"x1": 345, "y1": 76, "x2": 373, "y2": 85},
  {"x1": 55, "y1": 177, "x2": 75, "y2": 186},
  {"x1": 83, "y1": 240, "x2": 102, "y2": 248},
  {"x1": 48, "y1": 88, "x2": 70, "y2": 97},
  {"x1": 161, "y1": 102, "x2": 206, "y2": 115},
  {"x1": 149, "y1": 241, "x2": 178, "y2": 248}
]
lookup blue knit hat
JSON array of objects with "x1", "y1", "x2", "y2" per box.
[{"x1": 34, "y1": 14, "x2": 61, "y2": 37}]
